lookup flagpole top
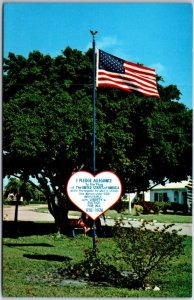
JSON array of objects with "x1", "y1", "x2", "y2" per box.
[{"x1": 90, "y1": 30, "x2": 98, "y2": 38}]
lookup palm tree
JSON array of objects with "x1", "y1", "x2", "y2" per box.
[
  {"x1": 5, "y1": 177, "x2": 22, "y2": 224},
  {"x1": 5, "y1": 177, "x2": 37, "y2": 201},
  {"x1": 5, "y1": 177, "x2": 22, "y2": 197},
  {"x1": 5, "y1": 177, "x2": 35, "y2": 223}
]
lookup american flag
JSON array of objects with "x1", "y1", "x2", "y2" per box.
[{"x1": 96, "y1": 49, "x2": 160, "y2": 98}]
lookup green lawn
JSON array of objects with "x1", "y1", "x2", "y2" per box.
[
  {"x1": 2, "y1": 221, "x2": 192, "y2": 297},
  {"x1": 34, "y1": 206, "x2": 192, "y2": 223},
  {"x1": 106, "y1": 209, "x2": 192, "y2": 223}
]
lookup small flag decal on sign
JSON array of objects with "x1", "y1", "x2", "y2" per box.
[{"x1": 96, "y1": 49, "x2": 160, "y2": 98}]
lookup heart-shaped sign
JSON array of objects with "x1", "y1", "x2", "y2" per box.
[{"x1": 67, "y1": 171, "x2": 122, "y2": 220}]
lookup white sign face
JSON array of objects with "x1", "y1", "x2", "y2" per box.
[{"x1": 66, "y1": 171, "x2": 122, "y2": 220}]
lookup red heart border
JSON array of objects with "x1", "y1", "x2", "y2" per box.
[{"x1": 66, "y1": 171, "x2": 122, "y2": 220}]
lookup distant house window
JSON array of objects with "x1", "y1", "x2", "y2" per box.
[
  {"x1": 154, "y1": 192, "x2": 168, "y2": 202},
  {"x1": 154, "y1": 193, "x2": 158, "y2": 202},
  {"x1": 174, "y1": 191, "x2": 179, "y2": 202},
  {"x1": 163, "y1": 193, "x2": 168, "y2": 202}
]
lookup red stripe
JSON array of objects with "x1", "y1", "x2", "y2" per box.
[
  {"x1": 124, "y1": 67, "x2": 156, "y2": 83},
  {"x1": 97, "y1": 72, "x2": 159, "y2": 95},
  {"x1": 98, "y1": 70, "x2": 157, "y2": 88},
  {"x1": 98, "y1": 77, "x2": 158, "y2": 95},
  {"x1": 98, "y1": 82, "x2": 159, "y2": 97},
  {"x1": 124, "y1": 60, "x2": 156, "y2": 73},
  {"x1": 97, "y1": 78, "x2": 160, "y2": 97}
]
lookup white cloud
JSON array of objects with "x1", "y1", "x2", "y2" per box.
[
  {"x1": 85, "y1": 35, "x2": 123, "y2": 52},
  {"x1": 111, "y1": 47, "x2": 130, "y2": 60},
  {"x1": 97, "y1": 36, "x2": 120, "y2": 49},
  {"x1": 150, "y1": 63, "x2": 167, "y2": 76}
]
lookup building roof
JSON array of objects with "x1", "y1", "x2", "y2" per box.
[{"x1": 151, "y1": 181, "x2": 189, "y2": 190}]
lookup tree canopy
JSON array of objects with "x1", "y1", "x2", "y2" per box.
[
  {"x1": 3, "y1": 47, "x2": 192, "y2": 231},
  {"x1": 4, "y1": 177, "x2": 46, "y2": 203}
]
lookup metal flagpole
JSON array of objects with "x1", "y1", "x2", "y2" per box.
[{"x1": 90, "y1": 30, "x2": 98, "y2": 255}]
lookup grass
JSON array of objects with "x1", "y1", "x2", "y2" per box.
[
  {"x1": 2, "y1": 221, "x2": 192, "y2": 297},
  {"x1": 106, "y1": 209, "x2": 192, "y2": 223},
  {"x1": 33, "y1": 206, "x2": 192, "y2": 223}
]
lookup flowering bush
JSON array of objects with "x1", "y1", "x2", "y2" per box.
[
  {"x1": 140, "y1": 201, "x2": 155, "y2": 214},
  {"x1": 134, "y1": 204, "x2": 143, "y2": 215}
]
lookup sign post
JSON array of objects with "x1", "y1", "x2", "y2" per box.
[
  {"x1": 90, "y1": 30, "x2": 97, "y2": 175},
  {"x1": 67, "y1": 171, "x2": 122, "y2": 249},
  {"x1": 67, "y1": 33, "x2": 122, "y2": 255},
  {"x1": 90, "y1": 30, "x2": 98, "y2": 254}
]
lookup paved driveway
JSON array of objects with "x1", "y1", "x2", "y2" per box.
[
  {"x1": 100, "y1": 218, "x2": 192, "y2": 236},
  {"x1": 3, "y1": 205, "x2": 192, "y2": 236},
  {"x1": 3, "y1": 204, "x2": 54, "y2": 222}
]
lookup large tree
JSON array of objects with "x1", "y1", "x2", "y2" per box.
[{"x1": 3, "y1": 47, "x2": 192, "y2": 232}]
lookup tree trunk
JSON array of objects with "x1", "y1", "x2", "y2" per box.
[
  {"x1": 14, "y1": 192, "x2": 20, "y2": 236},
  {"x1": 48, "y1": 195, "x2": 69, "y2": 235},
  {"x1": 14, "y1": 193, "x2": 21, "y2": 223}
]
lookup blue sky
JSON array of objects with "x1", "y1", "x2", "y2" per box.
[{"x1": 4, "y1": 2, "x2": 193, "y2": 108}]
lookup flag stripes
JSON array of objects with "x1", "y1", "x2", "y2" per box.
[{"x1": 96, "y1": 49, "x2": 160, "y2": 98}]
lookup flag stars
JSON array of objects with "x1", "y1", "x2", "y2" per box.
[{"x1": 99, "y1": 50, "x2": 125, "y2": 74}]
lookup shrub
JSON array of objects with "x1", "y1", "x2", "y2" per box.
[
  {"x1": 58, "y1": 248, "x2": 123, "y2": 286},
  {"x1": 153, "y1": 201, "x2": 171, "y2": 214},
  {"x1": 113, "y1": 198, "x2": 128, "y2": 212},
  {"x1": 113, "y1": 218, "x2": 186, "y2": 288},
  {"x1": 134, "y1": 204, "x2": 143, "y2": 216},
  {"x1": 133, "y1": 201, "x2": 155, "y2": 214},
  {"x1": 54, "y1": 220, "x2": 186, "y2": 290},
  {"x1": 170, "y1": 202, "x2": 188, "y2": 214},
  {"x1": 141, "y1": 201, "x2": 155, "y2": 214}
]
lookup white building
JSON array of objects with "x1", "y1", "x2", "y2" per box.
[
  {"x1": 149, "y1": 181, "x2": 189, "y2": 206},
  {"x1": 126, "y1": 180, "x2": 191, "y2": 212}
]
